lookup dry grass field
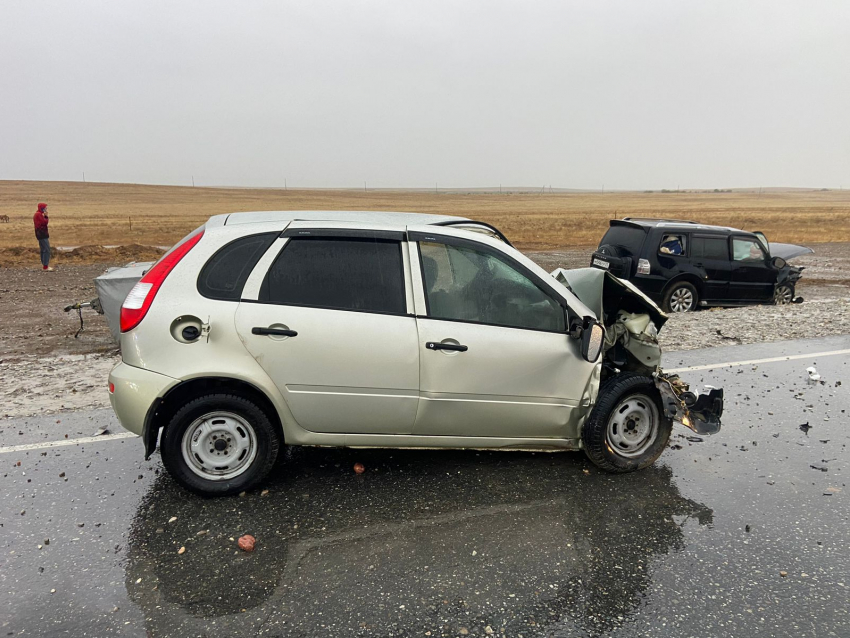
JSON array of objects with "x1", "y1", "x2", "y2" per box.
[{"x1": 1, "y1": 180, "x2": 849, "y2": 253}]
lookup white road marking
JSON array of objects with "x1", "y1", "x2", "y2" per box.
[
  {"x1": 0, "y1": 432, "x2": 138, "y2": 455},
  {"x1": 1, "y1": 347, "x2": 848, "y2": 454},
  {"x1": 666, "y1": 348, "x2": 850, "y2": 374}
]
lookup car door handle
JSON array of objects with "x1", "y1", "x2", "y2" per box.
[
  {"x1": 426, "y1": 341, "x2": 468, "y2": 352},
  {"x1": 252, "y1": 327, "x2": 298, "y2": 337}
]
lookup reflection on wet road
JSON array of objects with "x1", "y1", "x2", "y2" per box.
[
  {"x1": 1, "y1": 335, "x2": 848, "y2": 637},
  {"x1": 125, "y1": 451, "x2": 710, "y2": 637}
]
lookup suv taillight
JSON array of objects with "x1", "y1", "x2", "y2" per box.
[
  {"x1": 637, "y1": 258, "x2": 651, "y2": 275},
  {"x1": 120, "y1": 230, "x2": 205, "y2": 332}
]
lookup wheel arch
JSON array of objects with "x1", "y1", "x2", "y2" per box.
[{"x1": 142, "y1": 377, "x2": 283, "y2": 459}]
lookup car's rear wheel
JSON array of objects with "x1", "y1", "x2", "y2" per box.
[
  {"x1": 663, "y1": 281, "x2": 698, "y2": 313},
  {"x1": 161, "y1": 393, "x2": 280, "y2": 496},
  {"x1": 582, "y1": 373, "x2": 672, "y2": 473},
  {"x1": 774, "y1": 284, "x2": 794, "y2": 305}
]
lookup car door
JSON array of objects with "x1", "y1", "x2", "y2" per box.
[
  {"x1": 410, "y1": 231, "x2": 596, "y2": 439},
  {"x1": 234, "y1": 229, "x2": 420, "y2": 434},
  {"x1": 729, "y1": 235, "x2": 775, "y2": 301},
  {"x1": 691, "y1": 234, "x2": 731, "y2": 301}
]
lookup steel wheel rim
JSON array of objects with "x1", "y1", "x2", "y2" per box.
[
  {"x1": 774, "y1": 285, "x2": 792, "y2": 305},
  {"x1": 181, "y1": 411, "x2": 257, "y2": 481},
  {"x1": 606, "y1": 393, "x2": 660, "y2": 458},
  {"x1": 669, "y1": 287, "x2": 694, "y2": 312}
]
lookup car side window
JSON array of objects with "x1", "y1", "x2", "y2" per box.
[
  {"x1": 419, "y1": 241, "x2": 565, "y2": 332},
  {"x1": 692, "y1": 237, "x2": 729, "y2": 260},
  {"x1": 658, "y1": 234, "x2": 686, "y2": 256},
  {"x1": 732, "y1": 238, "x2": 766, "y2": 263},
  {"x1": 260, "y1": 237, "x2": 406, "y2": 314},
  {"x1": 197, "y1": 232, "x2": 279, "y2": 300}
]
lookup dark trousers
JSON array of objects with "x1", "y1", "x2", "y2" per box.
[{"x1": 38, "y1": 237, "x2": 51, "y2": 267}]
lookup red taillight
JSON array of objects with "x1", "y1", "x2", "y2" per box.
[
  {"x1": 109, "y1": 382, "x2": 115, "y2": 394},
  {"x1": 120, "y1": 230, "x2": 205, "y2": 332}
]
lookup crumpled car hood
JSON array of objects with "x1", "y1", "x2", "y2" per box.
[
  {"x1": 550, "y1": 266, "x2": 723, "y2": 436},
  {"x1": 550, "y1": 267, "x2": 667, "y2": 329},
  {"x1": 770, "y1": 242, "x2": 814, "y2": 261}
]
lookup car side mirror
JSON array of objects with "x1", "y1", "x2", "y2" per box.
[
  {"x1": 771, "y1": 256, "x2": 786, "y2": 269},
  {"x1": 569, "y1": 315, "x2": 604, "y2": 363}
]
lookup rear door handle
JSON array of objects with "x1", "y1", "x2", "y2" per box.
[
  {"x1": 426, "y1": 341, "x2": 468, "y2": 352},
  {"x1": 252, "y1": 327, "x2": 298, "y2": 337}
]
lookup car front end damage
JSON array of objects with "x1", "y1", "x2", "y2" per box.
[{"x1": 552, "y1": 267, "x2": 724, "y2": 436}]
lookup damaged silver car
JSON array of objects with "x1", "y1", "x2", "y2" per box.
[{"x1": 102, "y1": 212, "x2": 723, "y2": 495}]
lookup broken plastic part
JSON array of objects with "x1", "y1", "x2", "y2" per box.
[{"x1": 655, "y1": 373, "x2": 723, "y2": 435}]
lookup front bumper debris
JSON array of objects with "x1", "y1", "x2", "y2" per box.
[{"x1": 655, "y1": 373, "x2": 724, "y2": 435}]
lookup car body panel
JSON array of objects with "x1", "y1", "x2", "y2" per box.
[
  {"x1": 414, "y1": 317, "x2": 596, "y2": 439},
  {"x1": 108, "y1": 362, "x2": 178, "y2": 436},
  {"x1": 234, "y1": 303, "x2": 421, "y2": 434}
]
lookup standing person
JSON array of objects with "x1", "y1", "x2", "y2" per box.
[{"x1": 33, "y1": 202, "x2": 53, "y2": 271}]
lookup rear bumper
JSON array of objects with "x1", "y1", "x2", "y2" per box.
[{"x1": 109, "y1": 362, "x2": 177, "y2": 436}]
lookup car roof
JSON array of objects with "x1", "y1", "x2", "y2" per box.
[
  {"x1": 209, "y1": 210, "x2": 470, "y2": 229},
  {"x1": 612, "y1": 218, "x2": 747, "y2": 234}
]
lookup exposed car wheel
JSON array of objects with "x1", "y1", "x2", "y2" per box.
[
  {"x1": 161, "y1": 393, "x2": 280, "y2": 496},
  {"x1": 582, "y1": 373, "x2": 672, "y2": 473},
  {"x1": 663, "y1": 282, "x2": 698, "y2": 313},
  {"x1": 774, "y1": 284, "x2": 794, "y2": 305}
]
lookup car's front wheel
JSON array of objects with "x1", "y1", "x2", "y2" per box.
[
  {"x1": 161, "y1": 394, "x2": 280, "y2": 496},
  {"x1": 663, "y1": 281, "x2": 698, "y2": 313},
  {"x1": 774, "y1": 284, "x2": 794, "y2": 305},
  {"x1": 582, "y1": 373, "x2": 672, "y2": 472}
]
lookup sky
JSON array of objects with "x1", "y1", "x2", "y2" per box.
[{"x1": 1, "y1": 0, "x2": 848, "y2": 190}]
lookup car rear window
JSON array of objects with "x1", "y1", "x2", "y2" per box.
[
  {"x1": 598, "y1": 225, "x2": 646, "y2": 256},
  {"x1": 197, "y1": 232, "x2": 278, "y2": 300},
  {"x1": 260, "y1": 237, "x2": 405, "y2": 314},
  {"x1": 692, "y1": 236, "x2": 729, "y2": 260}
]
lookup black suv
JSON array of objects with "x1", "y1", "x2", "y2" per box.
[{"x1": 590, "y1": 218, "x2": 810, "y2": 313}]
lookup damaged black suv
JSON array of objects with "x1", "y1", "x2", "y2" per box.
[{"x1": 590, "y1": 218, "x2": 811, "y2": 313}]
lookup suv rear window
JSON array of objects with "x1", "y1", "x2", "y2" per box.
[
  {"x1": 197, "y1": 232, "x2": 278, "y2": 300},
  {"x1": 260, "y1": 237, "x2": 405, "y2": 314},
  {"x1": 598, "y1": 225, "x2": 646, "y2": 256}
]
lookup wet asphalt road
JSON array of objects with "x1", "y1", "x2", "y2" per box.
[{"x1": 1, "y1": 335, "x2": 848, "y2": 638}]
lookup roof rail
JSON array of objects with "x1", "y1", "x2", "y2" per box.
[{"x1": 622, "y1": 217, "x2": 699, "y2": 224}]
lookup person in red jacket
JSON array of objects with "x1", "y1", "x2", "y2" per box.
[{"x1": 33, "y1": 203, "x2": 53, "y2": 271}]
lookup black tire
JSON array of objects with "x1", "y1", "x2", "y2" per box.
[
  {"x1": 161, "y1": 393, "x2": 280, "y2": 496},
  {"x1": 662, "y1": 281, "x2": 698, "y2": 313},
  {"x1": 582, "y1": 373, "x2": 672, "y2": 473}
]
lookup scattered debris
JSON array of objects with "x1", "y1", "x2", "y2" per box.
[
  {"x1": 799, "y1": 422, "x2": 812, "y2": 435},
  {"x1": 238, "y1": 535, "x2": 256, "y2": 552},
  {"x1": 810, "y1": 465, "x2": 828, "y2": 472},
  {"x1": 177, "y1": 546, "x2": 186, "y2": 555},
  {"x1": 168, "y1": 516, "x2": 177, "y2": 523},
  {"x1": 353, "y1": 462, "x2": 366, "y2": 474},
  {"x1": 686, "y1": 436, "x2": 704, "y2": 443},
  {"x1": 806, "y1": 367, "x2": 821, "y2": 384},
  {"x1": 780, "y1": 571, "x2": 788, "y2": 577}
]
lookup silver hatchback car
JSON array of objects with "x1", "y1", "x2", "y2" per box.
[{"x1": 109, "y1": 211, "x2": 723, "y2": 495}]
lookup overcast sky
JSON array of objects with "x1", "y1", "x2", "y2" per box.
[{"x1": 1, "y1": 1, "x2": 848, "y2": 189}]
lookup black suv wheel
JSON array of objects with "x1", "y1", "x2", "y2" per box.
[{"x1": 663, "y1": 281, "x2": 698, "y2": 313}]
